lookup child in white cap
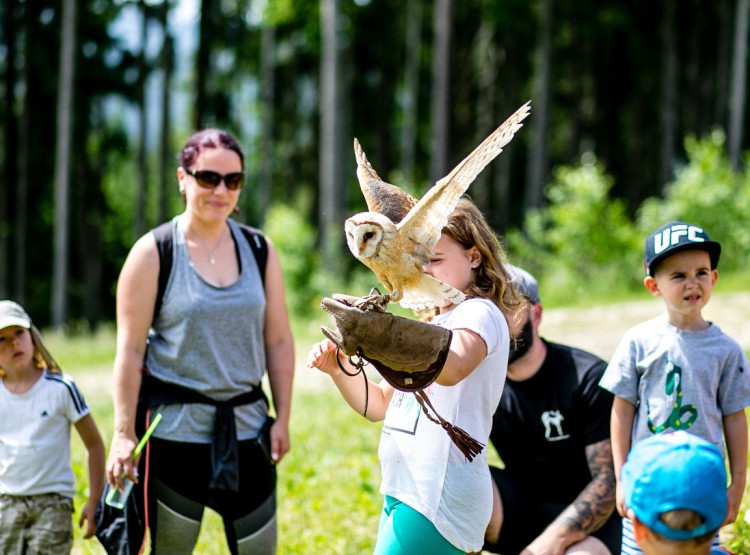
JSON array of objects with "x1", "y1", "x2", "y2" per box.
[
  {"x1": 622, "y1": 431, "x2": 734, "y2": 555},
  {"x1": 0, "y1": 300, "x2": 105, "y2": 553}
]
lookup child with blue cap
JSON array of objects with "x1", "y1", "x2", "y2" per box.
[{"x1": 622, "y1": 431, "x2": 734, "y2": 555}]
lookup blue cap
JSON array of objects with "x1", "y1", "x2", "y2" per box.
[
  {"x1": 507, "y1": 265, "x2": 540, "y2": 304},
  {"x1": 622, "y1": 431, "x2": 727, "y2": 541},
  {"x1": 644, "y1": 221, "x2": 721, "y2": 276}
]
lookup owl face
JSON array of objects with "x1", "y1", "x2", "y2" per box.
[{"x1": 345, "y1": 212, "x2": 395, "y2": 261}]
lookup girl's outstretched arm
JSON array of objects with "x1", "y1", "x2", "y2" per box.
[
  {"x1": 307, "y1": 338, "x2": 394, "y2": 422},
  {"x1": 435, "y1": 328, "x2": 487, "y2": 386}
]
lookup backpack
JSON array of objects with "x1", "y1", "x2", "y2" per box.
[{"x1": 151, "y1": 219, "x2": 268, "y2": 320}]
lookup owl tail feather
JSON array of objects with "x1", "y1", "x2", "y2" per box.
[
  {"x1": 398, "y1": 273, "x2": 465, "y2": 310},
  {"x1": 414, "y1": 389, "x2": 484, "y2": 461}
]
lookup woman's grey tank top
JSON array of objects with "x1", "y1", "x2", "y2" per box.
[{"x1": 145, "y1": 217, "x2": 268, "y2": 442}]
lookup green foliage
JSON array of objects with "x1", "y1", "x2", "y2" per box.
[
  {"x1": 637, "y1": 131, "x2": 750, "y2": 272},
  {"x1": 264, "y1": 203, "x2": 326, "y2": 317},
  {"x1": 42, "y1": 324, "x2": 117, "y2": 369},
  {"x1": 506, "y1": 135, "x2": 750, "y2": 307},
  {"x1": 507, "y1": 157, "x2": 642, "y2": 306}
]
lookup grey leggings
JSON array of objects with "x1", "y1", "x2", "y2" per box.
[{"x1": 148, "y1": 438, "x2": 276, "y2": 555}]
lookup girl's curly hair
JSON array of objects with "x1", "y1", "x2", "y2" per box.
[{"x1": 420, "y1": 197, "x2": 526, "y2": 324}]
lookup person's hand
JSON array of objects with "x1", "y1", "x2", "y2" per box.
[
  {"x1": 724, "y1": 483, "x2": 743, "y2": 525},
  {"x1": 106, "y1": 432, "x2": 138, "y2": 490},
  {"x1": 78, "y1": 499, "x2": 97, "y2": 539},
  {"x1": 306, "y1": 339, "x2": 344, "y2": 376},
  {"x1": 269, "y1": 419, "x2": 290, "y2": 464},
  {"x1": 615, "y1": 481, "x2": 627, "y2": 517}
]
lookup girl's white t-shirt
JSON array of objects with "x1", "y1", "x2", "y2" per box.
[
  {"x1": 378, "y1": 298, "x2": 509, "y2": 553},
  {"x1": 0, "y1": 370, "x2": 89, "y2": 498}
]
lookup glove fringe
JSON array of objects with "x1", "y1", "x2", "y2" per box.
[
  {"x1": 414, "y1": 390, "x2": 485, "y2": 462},
  {"x1": 444, "y1": 424, "x2": 485, "y2": 462}
]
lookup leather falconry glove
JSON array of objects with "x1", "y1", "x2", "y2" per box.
[{"x1": 321, "y1": 293, "x2": 484, "y2": 461}]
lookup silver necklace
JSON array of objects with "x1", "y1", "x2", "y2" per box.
[{"x1": 189, "y1": 226, "x2": 227, "y2": 265}]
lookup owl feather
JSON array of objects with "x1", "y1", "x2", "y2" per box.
[
  {"x1": 347, "y1": 101, "x2": 531, "y2": 309},
  {"x1": 354, "y1": 139, "x2": 417, "y2": 224}
]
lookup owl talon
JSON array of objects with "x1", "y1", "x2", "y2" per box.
[
  {"x1": 331, "y1": 290, "x2": 389, "y2": 313},
  {"x1": 360, "y1": 289, "x2": 390, "y2": 312}
]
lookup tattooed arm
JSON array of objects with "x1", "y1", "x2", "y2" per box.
[{"x1": 520, "y1": 439, "x2": 616, "y2": 555}]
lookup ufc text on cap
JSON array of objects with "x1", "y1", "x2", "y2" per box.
[{"x1": 644, "y1": 221, "x2": 721, "y2": 276}]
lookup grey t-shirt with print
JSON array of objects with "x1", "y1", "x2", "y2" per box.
[{"x1": 599, "y1": 316, "x2": 750, "y2": 458}]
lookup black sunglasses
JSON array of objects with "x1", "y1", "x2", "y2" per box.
[{"x1": 185, "y1": 168, "x2": 245, "y2": 191}]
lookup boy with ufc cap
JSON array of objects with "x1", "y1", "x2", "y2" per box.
[
  {"x1": 0, "y1": 301, "x2": 105, "y2": 553},
  {"x1": 600, "y1": 221, "x2": 750, "y2": 555},
  {"x1": 622, "y1": 431, "x2": 734, "y2": 555}
]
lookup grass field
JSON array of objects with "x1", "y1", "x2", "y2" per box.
[{"x1": 44, "y1": 301, "x2": 750, "y2": 554}]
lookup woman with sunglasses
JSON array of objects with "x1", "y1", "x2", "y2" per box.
[{"x1": 106, "y1": 128, "x2": 294, "y2": 554}]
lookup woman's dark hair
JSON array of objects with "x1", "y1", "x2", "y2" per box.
[{"x1": 179, "y1": 128, "x2": 245, "y2": 170}]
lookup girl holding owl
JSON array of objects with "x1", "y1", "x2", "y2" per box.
[
  {"x1": 307, "y1": 197, "x2": 525, "y2": 555},
  {"x1": 106, "y1": 129, "x2": 294, "y2": 554}
]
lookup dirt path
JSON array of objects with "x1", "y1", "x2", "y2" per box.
[{"x1": 541, "y1": 290, "x2": 750, "y2": 361}]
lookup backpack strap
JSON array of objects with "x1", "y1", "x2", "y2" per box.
[
  {"x1": 151, "y1": 220, "x2": 268, "y2": 322},
  {"x1": 152, "y1": 221, "x2": 174, "y2": 323},
  {"x1": 237, "y1": 223, "x2": 268, "y2": 286}
]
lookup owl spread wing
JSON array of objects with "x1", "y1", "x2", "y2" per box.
[
  {"x1": 397, "y1": 101, "x2": 531, "y2": 251},
  {"x1": 354, "y1": 138, "x2": 418, "y2": 224}
]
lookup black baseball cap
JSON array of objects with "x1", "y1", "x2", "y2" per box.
[{"x1": 644, "y1": 221, "x2": 721, "y2": 276}]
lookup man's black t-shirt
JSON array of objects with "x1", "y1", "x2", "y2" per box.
[{"x1": 490, "y1": 340, "x2": 614, "y2": 502}]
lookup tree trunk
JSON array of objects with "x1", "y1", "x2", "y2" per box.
[
  {"x1": 14, "y1": 0, "x2": 32, "y2": 304},
  {"x1": 79, "y1": 105, "x2": 104, "y2": 328},
  {"x1": 135, "y1": 0, "x2": 148, "y2": 239},
  {"x1": 52, "y1": 0, "x2": 77, "y2": 327},
  {"x1": 714, "y1": 2, "x2": 732, "y2": 125},
  {"x1": 195, "y1": 0, "x2": 211, "y2": 129},
  {"x1": 728, "y1": 0, "x2": 749, "y2": 170},
  {"x1": 429, "y1": 0, "x2": 452, "y2": 183},
  {"x1": 1, "y1": 0, "x2": 19, "y2": 298},
  {"x1": 319, "y1": 0, "x2": 345, "y2": 270},
  {"x1": 400, "y1": 0, "x2": 422, "y2": 185},
  {"x1": 158, "y1": 0, "x2": 172, "y2": 224},
  {"x1": 259, "y1": 24, "x2": 276, "y2": 223},
  {"x1": 525, "y1": 0, "x2": 553, "y2": 211},
  {"x1": 472, "y1": 19, "x2": 497, "y2": 213},
  {"x1": 659, "y1": 0, "x2": 677, "y2": 192}
]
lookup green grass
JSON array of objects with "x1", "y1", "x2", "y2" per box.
[
  {"x1": 46, "y1": 317, "x2": 750, "y2": 554},
  {"x1": 62, "y1": 325, "x2": 386, "y2": 554}
]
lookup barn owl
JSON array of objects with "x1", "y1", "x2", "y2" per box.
[{"x1": 346, "y1": 100, "x2": 531, "y2": 310}]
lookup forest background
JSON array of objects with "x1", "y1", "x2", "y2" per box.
[
  {"x1": 4, "y1": 1, "x2": 750, "y2": 553},
  {"x1": 2, "y1": 0, "x2": 750, "y2": 325}
]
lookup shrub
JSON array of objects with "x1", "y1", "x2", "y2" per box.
[
  {"x1": 637, "y1": 131, "x2": 750, "y2": 272},
  {"x1": 264, "y1": 203, "x2": 325, "y2": 317},
  {"x1": 507, "y1": 157, "x2": 641, "y2": 305}
]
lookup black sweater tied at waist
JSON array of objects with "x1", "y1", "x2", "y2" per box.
[{"x1": 139, "y1": 370, "x2": 269, "y2": 492}]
